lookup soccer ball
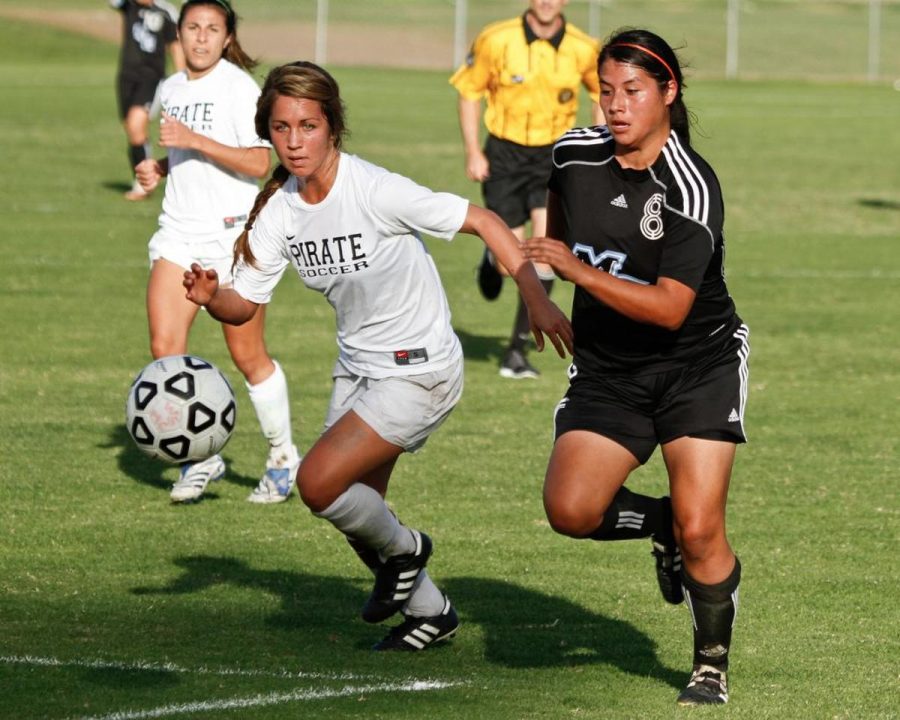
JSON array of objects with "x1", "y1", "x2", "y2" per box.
[{"x1": 126, "y1": 355, "x2": 236, "y2": 463}]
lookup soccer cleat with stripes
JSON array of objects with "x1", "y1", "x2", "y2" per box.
[
  {"x1": 170, "y1": 454, "x2": 225, "y2": 503},
  {"x1": 676, "y1": 664, "x2": 729, "y2": 705},
  {"x1": 373, "y1": 596, "x2": 459, "y2": 651},
  {"x1": 650, "y1": 496, "x2": 684, "y2": 604},
  {"x1": 362, "y1": 530, "x2": 432, "y2": 623}
]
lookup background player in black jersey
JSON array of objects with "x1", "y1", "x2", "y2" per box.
[
  {"x1": 110, "y1": 0, "x2": 184, "y2": 200},
  {"x1": 525, "y1": 29, "x2": 750, "y2": 706}
]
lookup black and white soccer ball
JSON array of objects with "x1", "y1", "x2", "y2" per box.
[{"x1": 125, "y1": 355, "x2": 236, "y2": 463}]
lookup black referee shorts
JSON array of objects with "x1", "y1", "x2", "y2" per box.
[
  {"x1": 117, "y1": 72, "x2": 161, "y2": 120},
  {"x1": 554, "y1": 325, "x2": 750, "y2": 464},
  {"x1": 482, "y1": 135, "x2": 553, "y2": 229}
]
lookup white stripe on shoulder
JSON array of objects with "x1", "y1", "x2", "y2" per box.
[
  {"x1": 553, "y1": 126, "x2": 614, "y2": 169},
  {"x1": 660, "y1": 134, "x2": 710, "y2": 225}
]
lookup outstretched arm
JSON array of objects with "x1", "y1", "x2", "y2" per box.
[
  {"x1": 183, "y1": 263, "x2": 260, "y2": 326},
  {"x1": 460, "y1": 205, "x2": 573, "y2": 357}
]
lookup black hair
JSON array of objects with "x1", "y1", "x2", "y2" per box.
[{"x1": 599, "y1": 28, "x2": 691, "y2": 145}]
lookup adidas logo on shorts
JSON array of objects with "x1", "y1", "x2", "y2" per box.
[{"x1": 728, "y1": 408, "x2": 740, "y2": 423}]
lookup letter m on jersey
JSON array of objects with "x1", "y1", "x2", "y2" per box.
[{"x1": 572, "y1": 244, "x2": 648, "y2": 285}]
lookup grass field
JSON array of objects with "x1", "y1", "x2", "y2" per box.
[{"x1": 1, "y1": 13, "x2": 899, "y2": 720}]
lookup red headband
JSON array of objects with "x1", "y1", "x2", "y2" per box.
[{"x1": 607, "y1": 42, "x2": 677, "y2": 84}]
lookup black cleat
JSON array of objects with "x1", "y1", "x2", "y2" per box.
[
  {"x1": 362, "y1": 530, "x2": 432, "y2": 623},
  {"x1": 651, "y1": 496, "x2": 683, "y2": 605},
  {"x1": 373, "y1": 596, "x2": 459, "y2": 651},
  {"x1": 499, "y1": 346, "x2": 539, "y2": 379},
  {"x1": 477, "y1": 249, "x2": 503, "y2": 301},
  {"x1": 677, "y1": 665, "x2": 729, "y2": 705}
]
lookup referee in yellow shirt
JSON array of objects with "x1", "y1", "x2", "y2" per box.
[{"x1": 450, "y1": 0, "x2": 601, "y2": 379}]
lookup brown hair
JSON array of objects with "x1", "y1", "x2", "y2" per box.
[
  {"x1": 233, "y1": 62, "x2": 347, "y2": 269},
  {"x1": 179, "y1": 0, "x2": 257, "y2": 72}
]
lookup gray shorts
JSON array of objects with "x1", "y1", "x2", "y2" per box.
[{"x1": 324, "y1": 356, "x2": 464, "y2": 452}]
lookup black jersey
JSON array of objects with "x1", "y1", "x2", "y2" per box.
[
  {"x1": 112, "y1": 0, "x2": 179, "y2": 80},
  {"x1": 548, "y1": 126, "x2": 740, "y2": 375}
]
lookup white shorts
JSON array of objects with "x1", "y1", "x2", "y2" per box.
[
  {"x1": 324, "y1": 357, "x2": 464, "y2": 452},
  {"x1": 148, "y1": 228, "x2": 240, "y2": 285}
]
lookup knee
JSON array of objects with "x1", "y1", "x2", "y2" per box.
[
  {"x1": 544, "y1": 495, "x2": 601, "y2": 538},
  {"x1": 676, "y1": 516, "x2": 724, "y2": 564},
  {"x1": 149, "y1": 336, "x2": 179, "y2": 360},
  {"x1": 296, "y1": 462, "x2": 338, "y2": 514}
]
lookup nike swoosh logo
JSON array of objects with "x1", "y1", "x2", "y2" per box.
[{"x1": 286, "y1": 235, "x2": 295, "y2": 240}]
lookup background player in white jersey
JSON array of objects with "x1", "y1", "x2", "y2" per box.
[
  {"x1": 182, "y1": 62, "x2": 573, "y2": 650},
  {"x1": 525, "y1": 30, "x2": 749, "y2": 706},
  {"x1": 135, "y1": 0, "x2": 300, "y2": 505}
]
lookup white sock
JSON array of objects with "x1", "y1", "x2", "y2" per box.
[
  {"x1": 247, "y1": 360, "x2": 295, "y2": 463},
  {"x1": 403, "y1": 571, "x2": 446, "y2": 618},
  {"x1": 316, "y1": 484, "x2": 415, "y2": 558}
]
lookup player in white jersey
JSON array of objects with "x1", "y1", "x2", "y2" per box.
[
  {"x1": 134, "y1": 0, "x2": 301, "y2": 505},
  {"x1": 182, "y1": 62, "x2": 573, "y2": 650}
]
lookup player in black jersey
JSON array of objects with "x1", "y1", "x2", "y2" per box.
[
  {"x1": 110, "y1": 0, "x2": 183, "y2": 200},
  {"x1": 525, "y1": 29, "x2": 749, "y2": 706}
]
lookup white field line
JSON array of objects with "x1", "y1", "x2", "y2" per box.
[
  {"x1": 71, "y1": 681, "x2": 461, "y2": 720},
  {"x1": 4, "y1": 655, "x2": 464, "y2": 720},
  {"x1": 1, "y1": 653, "x2": 376, "y2": 681}
]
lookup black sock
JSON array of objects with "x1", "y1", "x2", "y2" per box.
[
  {"x1": 683, "y1": 558, "x2": 741, "y2": 671},
  {"x1": 509, "y1": 279, "x2": 553, "y2": 352},
  {"x1": 128, "y1": 143, "x2": 147, "y2": 171},
  {"x1": 589, "y1": 486, "x2": 668, "y2": 541}
]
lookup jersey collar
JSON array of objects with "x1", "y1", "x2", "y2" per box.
[{"x1": 522, "y1": 12, "x2": 566, "y2": 49}]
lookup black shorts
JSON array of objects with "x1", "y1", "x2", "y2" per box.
[
  {"x1": 117, "y1": 72, "x2": 162, "y2": 120},
  {"x1": 554, "y1": 325, "x2": 750, "y2": 464},
  {"x1": 482, "y1": 135, "x2": 553, "y2": 229}
]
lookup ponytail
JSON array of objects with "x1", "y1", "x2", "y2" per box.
[
  {"x1": 233, "y1": 165, "x2": 291, "y2": 270},
  {"x1": 224, "y1": 37, "x2": 257, "y2": 72}
]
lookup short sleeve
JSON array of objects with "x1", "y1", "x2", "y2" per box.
[
  {"x1": 232, "y1": 76, "x2": 269, "y2": 150},
  {"x1": 657, "y1": 209, "x2": 718, "y2": 292},
  {"x1": 232, "y1": 196, "x2": 289, "y2": 304},
  {"x1": 449, "y1": 32, "x2": 492, "y2": 100},
  {"x1": 368, "y1": 173, "x2": 469, "y2": 241}
]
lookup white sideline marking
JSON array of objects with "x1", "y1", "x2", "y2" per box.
[
  {"x1": 1, "y1": 654, "x2": 374, "y2": 681},
  {"x1": 72, "y1": 682, "x2": 459, "y2": 720},
  {"x1": 4, "y1": 655, "x2": 463, "y2": 720}
]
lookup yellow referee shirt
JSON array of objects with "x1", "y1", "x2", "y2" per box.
[{"x1": 450, "y1": 14, "x2": 600, "y2": 147}]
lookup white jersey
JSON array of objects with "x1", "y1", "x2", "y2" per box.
[
  {"x1": 156, "y1": 59, "x2": 268, "y2": 238},
  {"x1": 233, "y1": 153, "x2": 469, "y2": 378}
]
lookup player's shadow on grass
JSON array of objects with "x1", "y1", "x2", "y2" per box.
[
  {"x1": 101, "y1": 424, "x2": 256, "y2": 497},
  {"x1": 455, "y1": 328, "x2": 507, "y2": 363},
  {"x1": 130, "y1": 554, "x2": 679, "y2": 687},
  {"x1": 444, "y1": 576, "x2": 681, "y2": 688},
  {"x1": 102, "y1": 180, "x2": 136, "y2": 195},
  {"x1": 858, "y1": 197, "x2": 900, "y2": 211}
]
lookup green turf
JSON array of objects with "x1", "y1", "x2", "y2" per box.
[{"x1": 1, "y1": 15, "x2": 899, "y2": 720}]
